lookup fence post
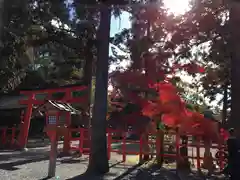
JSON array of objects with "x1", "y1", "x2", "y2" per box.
[
  {"x1": 196, "y1": 136, "x2": 201, "y2": 170},
  {"x1": 2, "y1": 128, "x2": 6, "y2": 145},
  {"x1": 139, "y1": 133, "x2": 143, "y2": 162},
  {"x1": 176, "y1": 132, "x2": 180, "y2": 160},
  {"x1": 156, "y1": 129, "x2": 160, "y2": 164},
  {"x1": 150, "y1": 131, "x2": 153, "y2": 159},
  {"x1": 107, "y1": 128, "x2": 111, "y2": 160},
  {"x1": 63, "y1": 112, "x2": 71, "y2": 153},
  {"x1": 79, "y1": 128, "x2": 83, "y2": 154},
  {"x1": 48, "y1": 132, "x2": 57, "y2": 178},
  {"x1": 142, "y1": 131, "x2": 150, "y2": 161},
  {"x1": 218, "y1": 138, "x2": 224, "y2": 170},
  {"x1": 122, "y1": 131, "x2": 126, "y2": 162},
  {"x1": 11, "y1": 127, "x2": 16, "y2": 147}
]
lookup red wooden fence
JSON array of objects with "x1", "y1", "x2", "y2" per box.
[
  {"x1": 68, "y1": 128, "x2": 226, "y2": 170},
  {"x1": 0, "y1": 127, "x2": 226, "y2": 171},
  {"x1": 0, "y1": 127, "x2": 17, "y2": 147}
]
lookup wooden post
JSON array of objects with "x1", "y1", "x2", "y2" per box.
[
  {"x1": 196, "y1": 136, "x2": 201, "y2": 171},
  {"x1": 156, "y1": 120, "x2": 164, "y2": 166},
  {"x1": 156, "y1": 130, "x2": 161, "y2": 165},
  {"x1": 63, "y1": 112, "x2": 71, "y2": 153},
  {"x1": 122, "y1": 131, "x2": 126, "y2": 162},
  {"x1": 139, "y1": 133, "x2": 143, "y2": 162},
  {"x1": 19, "y1": 93, "x2": 34, "y2": 148},
  {"x1": 176, "y1": 132, "x2": 180, "y2": 161},
  {"x1": 142, "y1": 131, "x2": 150, "y2": 161},
  {"x1": 11, "y1": 127, "x2": 16, "y2": 147},
  {"x1": 107, "y1": 129, "x2": 111, "y2": 160},
  {"x1": 218, "y1": 141, "x2": 224, "y2": 170},
  {"x1": 229, "y1": 0, "x2": 240, "y2": 129},
  {"x1": 48, "y1": 130, "x2": 57, "y2": 178},
  {"x1": 202, "y1": 139, "x2": 214, "y2": 174},
  {"x1": 79, "y1": 128, "x2": 84, "y2": 154},
  {"x1": 2, "y1": 128, "x2": 6, "y2": 145}
]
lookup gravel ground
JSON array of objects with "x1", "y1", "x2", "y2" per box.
[
  {"x1": 1, "y1": 149, "x2": 225, "y2": 180},
  {"x1": 0, "y1": 139, "x2": 223, "y2": 180},
  {"x1": 0, "y1": 145, "x2": 182, "y2": 180}
]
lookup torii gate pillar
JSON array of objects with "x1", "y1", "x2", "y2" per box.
[{"x1": 18, "y1": 93, "x2": 34, "y2": 148}]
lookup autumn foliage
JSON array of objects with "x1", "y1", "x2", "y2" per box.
[
  {"x1": 142, "y1": 81, "x2": 221, "y2": 141},
  {"x1": 109, "y1": 59, "x2": 224, "y2": 142}
]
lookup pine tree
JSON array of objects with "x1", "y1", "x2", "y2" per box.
[{"x1": 87, "y1": 3, "x2": 111, "y2": 175}]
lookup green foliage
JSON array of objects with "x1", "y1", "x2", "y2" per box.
[
  {"x1": 168, "y1": 0, "x2": 230, "y2": 104},
  {"x1": 0, "y1": 0, "x2": 101, "y2": 93},
  {"x1": 110, "y1": 0, "x2": 176, "y2": 70}
]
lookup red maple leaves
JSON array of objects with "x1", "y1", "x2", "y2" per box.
[
  {"x1": 141, "y1": 81, "x2": 221, "y2": 141},
  {"x1": 109, "y1": 58, "x2": 222, "y2": 140}
]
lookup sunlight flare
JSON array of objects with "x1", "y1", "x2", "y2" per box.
[{"x1": 163, "y1": 0, "x2": 190, "y2": 15}]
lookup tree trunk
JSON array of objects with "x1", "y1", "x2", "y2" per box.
[
  {"x1": 156, "y1": 128, "x2": 164, "y2": 166},
  {"x1": 229, "y1": 1, "x2": 240, "y2": 131},
  {"x1": 0, "y1": 0, "x2": 4, "y2": 48},
  {"x1": 83, "y1": 26, "x2": 94, "y2": 87},
  {"x1": 222, "y1": 82, "x2": 228, "y2": 126},
  {"x1": 87, "y1": 4, "x2": 111, "y2": 175},
  {"x1": 130, "y1": 8, "x2": 142, "y2": 70},
  {"x1": 178, "y1": 135, "x2": 190, "y2": 170},
  {"x1": 81, "y1": 29, "x2": 94, "y2": 151}
]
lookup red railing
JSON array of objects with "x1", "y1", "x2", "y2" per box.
[
  {"x1": 162, "y1": 132, "x2": 227, "y2": 170},
  {"x1": 0, "y1": 125, "x2": 227, "y2": 172},
  {"x1": 67, "y1": 128, "x2": 227, "y2": 170},
  {"x1": 0, "y1": 127, "x2": 17, "y2": 148},
  {"x1": 107, "y1": 129, "x2": 147, "y2": 162},
  {"x1": 69, "y1": 128, "x2": 90, "y2": 154},
  {"x1": 0, "y1": 126, "x2": 226, "y2": 170}
]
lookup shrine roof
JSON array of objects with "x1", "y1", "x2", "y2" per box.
[
  {"x1": 0, "y1": 95, "x2": 27, "y2": 109},
  {"x1": 34, "y1": 100, "x2": 80, "y2": 115}
]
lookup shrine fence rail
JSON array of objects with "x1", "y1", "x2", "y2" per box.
[
  {"x1": 0, "y1": 127, "x2": 227, "y2": 171},
  {"x1": 68, "y1": 128, "x2": 227, "y2": 170}
]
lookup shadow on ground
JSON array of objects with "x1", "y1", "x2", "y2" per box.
[
  {"x1": 0, "y1": 149, "x2": 49, "y2": 162},
  {"x1": 60, "y1": 156, "x2": 89, "y2": 164},
  {"x1": 65, "y1": 162, "x2": 141, "y2": 180},
  {"x1": 66, "y1": 163, "x2": 180, "y2": 180},
  {"x1": 0, "y1": 150, "x2": 89, "y2": 171},
  {"x1": 0, "y1": 139, "x2": 65, "y2": 162},
  {"x1": 0, "y1": 155, "x2": 49, "y2": 171}
]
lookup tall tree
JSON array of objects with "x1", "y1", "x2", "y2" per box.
[
  {"x1": 0, "y1": 0, "x2": 4, "y2": 48},
  {"x1": 229, "y1": 0, "x2": 240, "y2": 129},
  {"x1": 0, "y1": 0, "x2": 101, "y2": 94},
  {"x1": 221, "y1": 81, "x2": 229, "y2": 125},
  {"x1": 71, "y1": 0, "x2": 99, "y2": 123},
  {"x1": 87, "y1": 3, "x2": 111, "y2": 174}
]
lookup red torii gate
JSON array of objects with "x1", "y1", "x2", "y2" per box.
[{"x1": 18, "y1": 85, "x2": 88, "y2": 148}]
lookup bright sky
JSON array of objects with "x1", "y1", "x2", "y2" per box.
[
  {"x1": 110, "y1": 11, "x2": 131, "y2": 72},
  {"x1": 163, "y1": 0, "x2": 190, "y2": 15}
]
